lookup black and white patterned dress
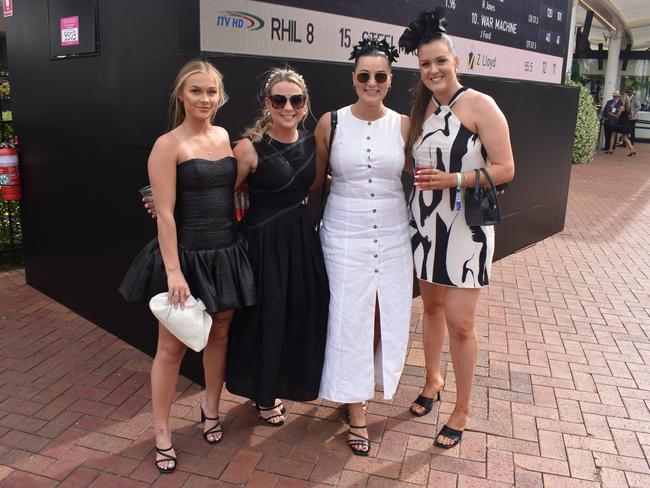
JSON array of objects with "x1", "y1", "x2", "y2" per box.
[{"x1": 409, "y1": 87, "x2": 494, "y2": 288}]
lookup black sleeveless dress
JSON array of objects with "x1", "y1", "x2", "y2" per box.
[
  {"x1": 119, "y1": 157, "x2": 256, "y2": 313},
  {"x1": 226, "y1": 132, "x2": 329, "y2": 406}
]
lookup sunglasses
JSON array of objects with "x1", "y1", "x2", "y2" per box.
[
  {"x1": 268, "y1": 94, "x2": 307, "y2": 110},
  {"x1": 356, "y1": 71, "x2": 389, "y2": 84}
]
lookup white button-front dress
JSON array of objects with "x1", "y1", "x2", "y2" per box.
[{"x1": 319, "y1": 106, "x2": 413, "y2": 403}]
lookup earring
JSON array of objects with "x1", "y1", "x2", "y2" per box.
[
  {"x1": 352, "y1": 84, "x2": 356, "y2": 90},
  {"x1": 388, "y1": 86, "x2": 392, "y2": 92}
]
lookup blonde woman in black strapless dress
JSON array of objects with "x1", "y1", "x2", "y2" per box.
[{"x1": 119, "y1": 60, "x2": 255, "y2": 474}]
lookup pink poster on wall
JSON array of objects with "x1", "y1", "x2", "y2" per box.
[
  {"x1": 3, "y1": 0, "x2": 13, "y2": 18},
  {"x1": 60, "y1": 16, "x2": 80, "y2": 46}
]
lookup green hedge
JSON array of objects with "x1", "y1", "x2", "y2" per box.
[
  {"x1": 565, "y1": 76, "x2": 600, "y2": 164},
  {"x1": 0, "y1": 200, "x2": 22, "y2": 268}
]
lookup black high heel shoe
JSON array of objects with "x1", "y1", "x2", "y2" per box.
[
  {"x1": 347, "y1": 424, "x2": 371, "y2": 456},
  {"x1": 434, "y1": 424, "x2": 464, "y2": 449},
  {"x1": 154, "y1": 445, "x2": 176, "y2": 474},
  {"x1": 256, "y1": 403, "x2": 286, "y2": 426},
  {"x1": 410, "y1": 390, "x2": 442, "y2": 417},
  {"x1": 200, "y1": 405, "x2": 223, "y2": 444},
  {"x1": 628, "y1": 151, "x2": 636, "y2": 157}
]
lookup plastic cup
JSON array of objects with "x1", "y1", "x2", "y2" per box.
[
  {"x1": 138, "y1": 184, "x2": 153, "y2": 198},
  {"x1": 415, "y1": 160, "x2": 434, "y2": 171}
]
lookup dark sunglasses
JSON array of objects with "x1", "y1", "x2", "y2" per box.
[
  {"x1": 356, "y1": 71, "x2": 389, "y2": 84},
  {"x1": 268, "y1": 94, "x2": 307, "y2": 109}
]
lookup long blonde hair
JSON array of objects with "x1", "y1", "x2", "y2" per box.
[
  {"x1": 243, "y1": 67, "x2": 311, "y2": 142},
  {"x1": 169, "y1": 60, "x2": 228, "y2": 129},
  {"x1": 407, "y1": 34, "x2": 457, "y2": 151}
]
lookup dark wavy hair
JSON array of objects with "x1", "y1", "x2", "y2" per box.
[{"x1": 399, "y1": 8, "x2": 458, "y2": 150}]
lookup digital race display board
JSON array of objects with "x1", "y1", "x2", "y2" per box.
[{"x1": 200, "y1": 0, "x2": 569, "y2": 84}]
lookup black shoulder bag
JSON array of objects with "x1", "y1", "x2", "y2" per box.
[
  {"x1": 464, "y1": 167, "x2": 501, "y2": 226},
  {"x1": 316, "y1": 110, "x2": 337, "y2": 231}
]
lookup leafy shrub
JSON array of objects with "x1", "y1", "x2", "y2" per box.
[{"x1": 565, "y1": 76, "x2": 600, "y2": 164}]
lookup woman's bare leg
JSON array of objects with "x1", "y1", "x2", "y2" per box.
[
  {"x1": 411, "y1": 281, "x2": 446, "y2": 414},
  {"x1": 151, "y1": 324, "x2": 186, "y2": 469},
  {"x1": 436, "y1": 287, "x2": 480, "y2": 446},
  {"x1": 201, "y1": 309, "x2": 234, "y2": 442},
  {"x1": 608, "y1": 132, "x2": 618, "y2": 151},
  {"x1": 347, "y1": 401, "x2": 370, "y2": 453}
]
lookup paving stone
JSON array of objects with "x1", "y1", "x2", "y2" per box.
[{"x1": 1, "y1": 151, "x2": 650, "y2": 486}]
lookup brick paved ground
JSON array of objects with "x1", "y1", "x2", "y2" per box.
[{"x1": 1, "y1": 146, "x2": 649, "y2": 487}]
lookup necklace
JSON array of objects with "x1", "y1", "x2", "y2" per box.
[{"x1": 199, "y1": 132, "x2": 215, "y2": 157}]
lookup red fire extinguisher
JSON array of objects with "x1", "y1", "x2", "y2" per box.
[{"x1": 0, "y1": 144, "x2": 21, "y2": 201}]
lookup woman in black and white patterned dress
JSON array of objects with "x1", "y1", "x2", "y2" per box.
[{"x1": 399, "y1": 9, "x2": 515, "y2": 449}]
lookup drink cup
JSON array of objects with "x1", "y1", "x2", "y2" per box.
[
  {"x1": 415, "y1": 160, "x2": 434, "y2": 171},
  {"x1": 138, "y1": 184, "x2": 153, "y2": 198},
  {"x1": 414, "y1": 160, "x2": 433, "y2": 186}
]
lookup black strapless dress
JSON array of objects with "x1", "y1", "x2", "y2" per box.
[
  {"x1": 119, "y1": 157, "x2": 256, "y2": 313},
  {"x1": 226, "y1": 132, "x2": 329, "y2": 406}
]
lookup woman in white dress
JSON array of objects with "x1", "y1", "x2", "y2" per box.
[
  {"x1": 314, "y1": 39, "x2": 413, "y2": 456},
  {"x1": 399, "y1": 9, "x2": 514, "y2": 449}
]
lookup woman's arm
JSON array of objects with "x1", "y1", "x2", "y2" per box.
[
  {"x1": 233, "y1": 138, "x2": 258, "y2": 190},
  {"x1": 311, "y1": 112, "x2": 332, "y2": 191},
  {"x1": 400, "y1": 114, "x2": 413, "y2": 173},
  {"x1": 148, "y1": 134, "x2": 189, "y2": 308},
  {"x1": 472, "y1": 92, "x2": 515, "y2": 186}
]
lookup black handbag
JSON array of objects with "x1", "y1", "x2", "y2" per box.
[{"x1": 464, "y1": 167, "x2": 501, "y2": 226}]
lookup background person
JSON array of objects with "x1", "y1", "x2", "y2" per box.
[
  {"x1": 626, "y1": 86, "x2": 641, "y2": 145},
  {"x1": 601, "y1": 92, "x2": 618, "y2": 151},
  {"x1": 604, "y1": 91, "x2": 624, "y2": 153},
  {"x1": 606, "y1": 91, "x2": 635, "y2": 155}
]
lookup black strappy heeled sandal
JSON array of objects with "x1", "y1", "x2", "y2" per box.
[
  {"x1": 347, "y1": 424, "x2": 371, "y2": 456},
  {"x1": 256, "y1": 403, "x2": 285, "y2": 427},
  {"x1": 154, "y1": 445, "x2": 176, "y2": 474},
  {"x1": 200, "y1": 405, "x2": 223, "y2": 444},
  {"x1": 434, "y1": 424, "x2": 464, "y2": 449}
]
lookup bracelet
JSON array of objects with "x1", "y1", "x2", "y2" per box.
[{"x1": 455, "y1": 172, "x2": 462, "y2": 211}]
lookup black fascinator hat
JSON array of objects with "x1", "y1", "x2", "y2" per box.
[
  {"x1": 398, "y1": 7, "x2": 448, "y2": 54},
  {"x1": 349, "y1": 38, "x2": 399, "y2": 63}
]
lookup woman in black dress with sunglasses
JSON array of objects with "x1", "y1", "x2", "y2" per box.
[{"x1": 225, "y1": 68, "x2": 329, "y2": 425}]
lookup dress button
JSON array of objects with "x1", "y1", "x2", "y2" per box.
[
  {"x1": 372, "y1": 209, "x2": 376, "y2": 213},
  {"x1": 367, "y1": 164, "x2": 371, "y2": 168},
  {"x1": 370, "y1": 193, "x2": 375, "y2": 197},
  {"x1": 366, "y1": 149, "x2": 371, "y2": 153},
  {"x1": 367, "y1": 121, "x2": 372, "y2": 126},
  {"x1": 374, "y1": 269, "x2": 378, "y2": 273},
  {"x1": 373, "y1": 239, "x2": 377, "y2": 243},
  {"x1": 368, "y1": 178, "x2": 372, "y2": 183},
  {"x1": 374, "y1": 254, "x2": 378, "y2": 258},
  {"x1": 373, "y1": 225, "x2": 377, "y2": 229},
  {"x1": 366, "y1": 136, "x2": 371, "y2": 140}
]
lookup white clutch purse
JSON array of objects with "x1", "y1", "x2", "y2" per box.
[{"x1": 148, "y1": 293, "x2": 213, "y2": 352}]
